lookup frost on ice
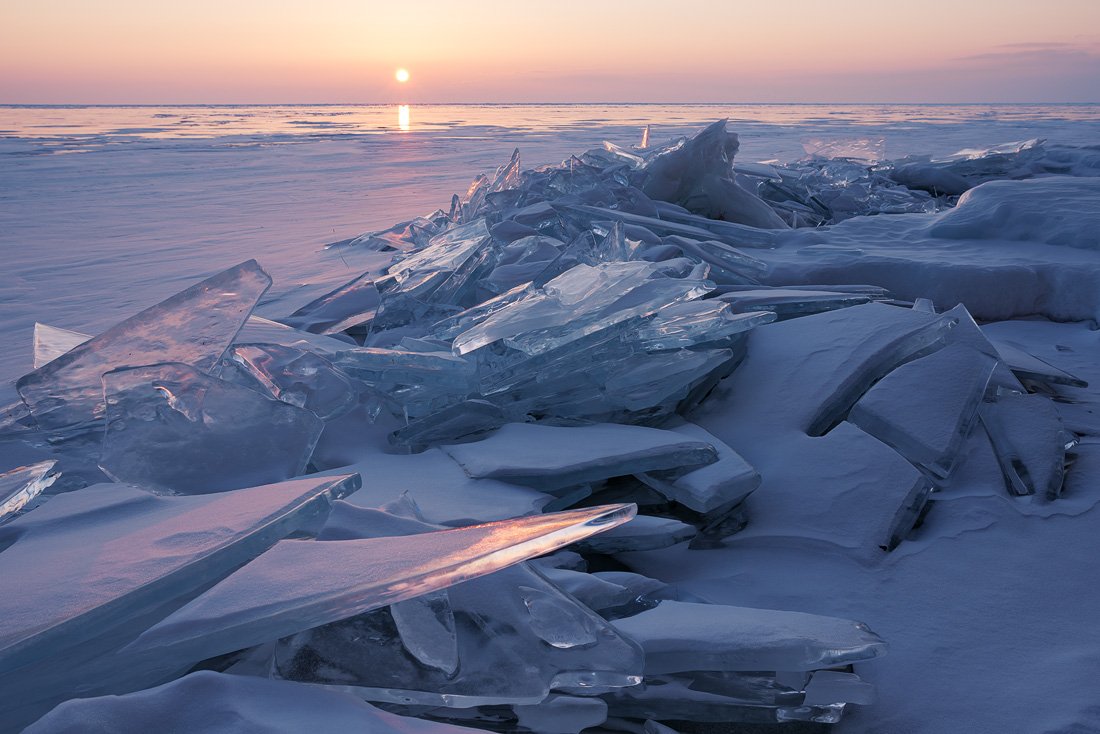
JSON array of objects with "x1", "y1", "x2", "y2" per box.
[{"x1": 2, "y1": 120, "x2": 1096, "y2": 732}]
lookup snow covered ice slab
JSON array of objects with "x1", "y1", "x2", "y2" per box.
[
  {"x1": 17, "y1": 260, "x2": 271, "y2": 433},
  {"x1": 636, "y1": 422, "x2": 759, "y2": 513},
  {"x1": 987, "y1": 337, "x2": 1088, "y2": 388},
  {"x1": 127, "y1": 503, "x2": 637, "y2": 665},
  {"x1": 441, "y1": 422, "x2": 717, "y2": 490},
  {"x1": 573, "y1": 514, "x2": 697, "y2": 553},
  {"x1": 611, "y1": 600, "x2": 886, "y2": 674},
  {"x1": 980, "y1": 392, "x2": 1069, "y2": 498},
  {"x1": 24, "y1": 670, "x2": 485, "y2": 734},
  {"x1": 0, "y1": 460, "x2": 58, "y2": 522},
  {"x1": 849, "y1": 344, "x2": 997, "y2": 478},
  {"x1": 0, "y1": 473, "x2": 359, "y2": 673},
  {"x1": 99, "y1": 363, "x2": 324, "y2": 494}
]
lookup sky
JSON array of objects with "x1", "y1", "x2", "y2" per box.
[{"x1": 2, "y1": 0, "x2": 1099, "y2": 104}]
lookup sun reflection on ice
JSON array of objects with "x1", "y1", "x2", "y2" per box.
[{"x1": 398, "y1": 104, "x2": 410, "y2": 132}]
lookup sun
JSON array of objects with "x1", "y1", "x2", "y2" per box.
[{"x1": 395, "y1": 68, "x2": 410, "y2": 83}]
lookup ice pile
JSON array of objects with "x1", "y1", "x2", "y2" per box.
[{"x1": 2, "y1": 120, "x2": 1090, "y2": 733}]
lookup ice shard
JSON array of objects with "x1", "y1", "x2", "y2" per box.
[
  {"x1": 225, "y1": 343, "x2": 358, "y2": 420},
  {"x1": 573, "y1": 514, "x2": 697, "y2": 553},
  {"x1": 849, "y1": 344, "x2": 998, "y2": 477},
  {"x1": 611, "y1": 600, "x2": 886, "y2": 674},
  {"x1": 32, "y1": 323, "x2": 89, "y2": 369},
  {"x1": 0, "y1": 460, "x2": 58, "y2": 522},
  {"x1": 99, "y1": 363, "x2": 324, "y2": 494},
  {"x1": 282, "y1": 272, "x2": 382, "y2": 335},
  {"x1": 0, "y1": 474, "x2": 360, "y2": 673},
  {"x1": 127, "y1": 503, "x2": 637, "y2": 665},
  {"x1": 17, "y1": 260, "x2": 271, "y2": 434},
  {"x1": 988, "y1": 338, "x2": 1089, "y2": 388},
  {"x1": 24, "y1": 671, "x2": 486, "y2": 734},
  {"x1": 980, "y1": 392, "x2": 1069, "y2": 498},
  {"x1": 441, "y1": 422, "x2": 718, "y2": 490}
]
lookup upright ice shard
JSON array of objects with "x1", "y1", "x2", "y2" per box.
[
  {"x1": 127, "y1": 503, "x2": 637, "y2": 665},
  {"x1": 0, "y1": 460, "x2": 58, "y2": 522},
  {"x1": 980, "y1": 391, "x2": 1070, "y2": 498},
  {"x1": 17, "y1": 261, "x2": 271, "y2": 434},
  {"x1": 32, "y1": 323, "x2": 90, "y2": 369},
  {"x1": 99, "y1": 363, "x2": 324, "y2": 494},
  {"x1": 0, "y1": 474, "x2": 360, "y2": 673},
  {"x1": 849, "y1": 344, "x2": 998, "y2": 477}
]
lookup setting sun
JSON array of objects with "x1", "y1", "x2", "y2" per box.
[{"x1": 395, "y1": 68, "x2": 410, "y2": 83}]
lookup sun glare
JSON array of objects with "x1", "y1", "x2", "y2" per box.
[{"x1": 395, "y1": 68, "x2": 410, "y2": 83}]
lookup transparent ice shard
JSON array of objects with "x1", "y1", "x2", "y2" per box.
[
  {"x1": 987, "y1": 338, "x2": 1088, "y2": 388},
  {"x1": 225, "y1": 343, "x2": 358, "y2": 420},
  {"x1": 849, "y1": 344, "x2": 998, "y2": 478},
  {"x1": 0, "y1": 460, "x2": 58, "y2": 522},
  {"x1": 611, "y1": 600, "x2": 886, "y2": 674},
  {"x1": 441, "y1": 422, "x2": 717, "y2": 490},
  {"x1": 235, "y1": 316, "x2": 354, "y2": 355},
  {"x1": 980, "y1": 392, "x2": 1069, "y2": 498},
  {"x1": 33, "y1": 323, "x2": 89, "y2": 369},
  {"x1": 127, "y1": 503, "x2": 637, "y2": 665},
  {"x1": 282, "y1": 272, "x2": 382, "y2": 335},
  {"x1": 514, "y1": 694, "x2": 608, "y2": 734},
  {"x1": 99, "y1": 363, "x2": 324, "y2": 494},
  {"x1": 661, "y1": 235, "x2": 767, "y2": 284},
  {"x1": 389, "y1": 399, "x2": 507, "y2": 452},
  {"x1": 568, "y1": 204, "x2": 777, "y2": 250},
  {"x1": 17, "y1": 260, "x2": 271, "y2": 434},
  {"x1": 539, "y1": 567, "x2": 635, "y2": 611},
  {"x1": 716, "y1": 288, "x2": 873, "y2": 318},
  {"x1": 635, "y1": 302, "x2": 774, "y2": 350},
  {"x1": 390, "y1": 590, "x2": 459, "y2": 676},
  {"x1": 802, "y1": 670, "x2": 875, "y2": 706},
  {"x1": 388, "y1": 219, "x2": 492, "y2": 283},
  {"x1": 23, "y1": 671, "x2": 485, "y2": 734},
  {"x1": 636, "y1": 423, "x2": 760, "y2": 513},
  {"x1": 602, "y1": 348, "x2": 736, "y2": 414},
  {"x1": 0, "y1": 474, "x2": 360, "y2": 674}
]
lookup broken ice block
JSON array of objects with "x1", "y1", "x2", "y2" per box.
[
  {"x1": 716, "y1": 288, "x2": 873, "y2": 318},
  {"x1": 539, "y1": 567, "x2": 635, "y2": 611},
  {"x1": 573, "y1": 514, "x2": 697, "y2": 553},
  {"x1": 282, "y1": 272, "x2": 382, "y2": 334},
  {"x1": 17, "y1": 260, "x2": 271, "y2": 433},
  {"x1": 849, "y1": 344, "x2": 997, "y2": 477},
  {"x1": 390, "y1": 590, "x2": 459, "y2": 676},
  {"x1": 24, "y1": 671, "x2": 485, "y2": 734},
  {"x1": 225, "y1": 343, "x2": 357, "y2": 420},
  {"x1": 0, "y1": 460, "x2": 58, "y2": 522},
  {"x1": 127, "y1": 503, "x2": 638, "y2": 665},
  {"x1": 636, "y1": 423, "x2": 760, "y2": 513},
  {"x1": 987, "y1": 338, "x2": 1088, "y2": 388},
  {"x1": 980, "y1": 392, "x2": 1069, "y2": 498},
  {"x1": 513, "y1": 695, "x2": 608, "y2": 734},
  {"x1": 441, "y1": 422, "x2": 717, "y2": 490},
  {"x1": 99, "y1": 363, "x2": 324, "y2": 494},
  {"x1": 634, "y1": 302, "x2": 774, "y2": 351},
  {"x1": 611, "y1": 600, "x2": 886, "y2": 674},
  {"x1": 0, "y1": 474, "x2": 359, "y2": 673}
]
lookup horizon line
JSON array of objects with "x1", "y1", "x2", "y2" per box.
[{"x1": 3, "y1": 101, "x2": 1099, "y2": 108}]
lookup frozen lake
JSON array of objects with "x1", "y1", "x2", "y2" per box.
[{"x1": 2, "y1": 102, "x2": 1099, "y2": 384}]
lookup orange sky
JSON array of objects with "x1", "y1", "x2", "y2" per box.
[{"x1": 2, "y1": 0, "x2": 1099, "y2": 103}]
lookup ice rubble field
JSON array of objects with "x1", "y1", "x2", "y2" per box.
[{"x1": 1, "y1": 115, "x2": 1100, "y2": 733}]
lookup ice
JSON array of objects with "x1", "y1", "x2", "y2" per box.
[
  {"x1": 513, "y1": 695, "x2": 608, "y2": 734},
  {"x1": 611, "y1": 600, "x2": 886, "y2": 674},
  {"x1": 849, "y1": 345, "x2": 998, "y2": 478},
  {"x1": 127, "y1": 503, "x2": 637, "y2": 665},
  {"x1": 634, "y1": 302, "x2": 774, "y2": 350},
  {"x1": 0, "y1": 473, "x2": 359, "y2": 673},
  {"x1": 224, "y1": 343, "x2": 358, "y2": 420},
  {"x1": 636, "y1": 422, "x2": 760, "y2": 514},
  {"x1": 390, "y1": 590, "x2": 460, "y2": 676},
  {"x1": 715, "y1": 287, "x2": 878, "y2": 318},
  {"x1": 979, "y1": 391, "x2": 1069, "y2": 498},
  {"x1": 441, "y1": 422, "x2": 718, "y2": 490},
  {"x1": 281, "y1": 272, "x2": 382, "y2": 334},
  {"x1": 25, "y1": 671, "x2": 485, "y2": 734},
  {"x1": 0, "y1": 460, "x2": 58, "y2": 522},
  {"x1": 803, "y1": 671, "x2": 876, "y2": 706},
  {"x1": 32, "y1": 323, "x2": 89, "y2": 369},
  {"x1": 539, "y1": 567, "x2": 635, "y2": 611},
  {"x1": 573, "y1": 514, "x2": 697, "y2": 553},
  {"x1": 17, "y1": 260, "x2": 271, "y2": 434},
  {"x1": 987, "y1": 337, "x2": 1088, "y2": 388},
  {"x1": 99, "y1": 363, "x2": 324, "y2": 494}
]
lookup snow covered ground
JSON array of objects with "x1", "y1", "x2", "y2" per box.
[{"x1": 2, "y1": 105, "x2": 1100, "y2": 733}]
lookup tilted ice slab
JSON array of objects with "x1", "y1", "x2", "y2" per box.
[
  {"x1": 573, "y1": 514, "x2": 697, "y2": 554},
  {"x1": 0, "y1": 460, "x2": 58, "y2": 522},
  {"x1": 980, "y1": 392, "x2": 1069, "y2": 498},
  {"x1": 24, "y1": 671, "x2": 485, "y2": 734},
  {"x1": 441, "y1": 422, "x2": 717, "y2": 490},
  {"x1": 127, "y1": 503, "x2": 637, "y2": 666},
  {"x1": 987, "y1": 337, "x2": 1088, "y2": 388},
  {"x1": 849, "y1": 344, "x2": 997, "y2": 478},
  {"x1": 275, "y1": 562, "x2": 644, "y2": 706},
  {"x1": 99, "y1": 363, "x2": 324, "y2": 494},
  {"x1": 636, "y1": 422, "x2": 760, "y2": 514},
  {"x1": 611, "y1": 600, "x2": 886, "y2": 674},
  {"x1": 17, "y1": 260, "x2": 271, "y2": 433},
  {"x1": 0, "y1": 474, "x2": 359, "y2": 673},
  {"x1": 225, "y1": 343, "x2": 358, "y2": 420}
]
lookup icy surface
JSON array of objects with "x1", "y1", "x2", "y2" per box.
[
  {"x1": 0, "y1": 460, "x2": 58, "y2": 522},
  {"x1": 25, "y1": 671, "x2": 485, "y2": 734}
]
